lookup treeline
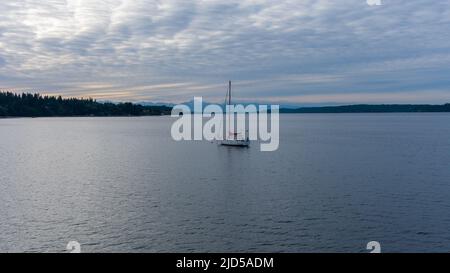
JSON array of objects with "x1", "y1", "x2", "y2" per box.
[
  {"x1": 0, "y1": 92, "x2": 172, "y2": 117},
  {"x1": 280, "y1": 104, "x2": 450, "y2": 113}
]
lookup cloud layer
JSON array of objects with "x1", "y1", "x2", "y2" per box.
[{"x1": 1, "y1": 0, "x2": 450, "y2": 104}]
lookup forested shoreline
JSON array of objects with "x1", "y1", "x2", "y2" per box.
[{"x1": 0, "y1": 92, "x2": 171, "y2": 117}]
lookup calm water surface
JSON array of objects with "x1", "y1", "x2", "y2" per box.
[{"x1": 1, "y1": 114, "x2": 450, "y2": 252}]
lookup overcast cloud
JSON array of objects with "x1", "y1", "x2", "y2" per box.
[{"x1": 0, "y1": 0, "x2": 450, "y2": 105}]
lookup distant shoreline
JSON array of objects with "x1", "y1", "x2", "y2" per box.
[
  {"x1": 2, "y1": 110, "x2": 450, "y2": 119},
  {"x1": 2, "y1": 92, "x2": 450, "y2": 118},
  {"x1": 0, "y1": 115, "x2": 170, "y2": 119},
  {"x1": 280, "y1": 104, "x2": 450, "y2": 114}
]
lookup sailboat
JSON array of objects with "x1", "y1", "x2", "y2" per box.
[{"x1": 220, "y1": 81, "x2": 250, "y2": 147}]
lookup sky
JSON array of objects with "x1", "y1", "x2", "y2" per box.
[{"x1": 1, "y1": 0, "x2": 450, "y2": 105}]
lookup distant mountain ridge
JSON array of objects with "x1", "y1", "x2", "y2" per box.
[
  {"x1": 147, "y1": 100, "x2": 450, "y2": 113},
  {"x1": 148, "y1": 99, "x2": 304, "y2": 112},
  {"x1": 281, "y1": 104, "x2": 450, "y2": 113}
]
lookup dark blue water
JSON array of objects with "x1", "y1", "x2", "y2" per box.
[{"x1": 1, "y1": 113, "x2": 449, "y2": 252}]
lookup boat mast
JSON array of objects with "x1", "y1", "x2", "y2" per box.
[
  {"x1": 228, "y1": 80, "x2": 231, "y2": 105},
  {"x1": 228, "y1": 81, "x2": 232, "y2": 138}
]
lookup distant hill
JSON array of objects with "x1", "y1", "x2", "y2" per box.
[
  {"x1": 135, "y1": 101, "x2": 176, "y2": 107},
  {"x1": 0, "y1": 92, "x2": 171, "y2": 117},
  {"x1": 166, "y1": 100, "x2": 450, "y2": 113},
  {"x1": 280, "y1": 104, "x2": 450, "y2": 113}
]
